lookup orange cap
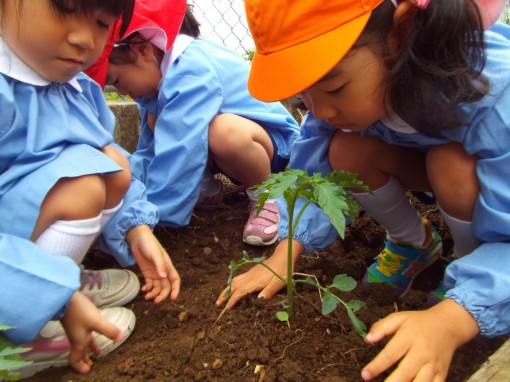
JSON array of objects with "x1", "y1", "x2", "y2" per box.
[{"x1": 245, "y1": 0, "x2": 384, "y2": 102}]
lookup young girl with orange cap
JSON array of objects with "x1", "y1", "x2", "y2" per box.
[
  {"x1": 217, "y1": 0, "x2": 510, "y2": 381},
  {"x1": 91, "y1": 0, "x2": 300, "y2": 247}
]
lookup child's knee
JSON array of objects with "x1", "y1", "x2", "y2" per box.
[
  {"x1": 38, "y1": 175, "x2": 106, "y2": 229},
  {"x1": 100, "y1": 145, "x2": 132, "y2": 206},
  {"x1": 426, "y1": 143, "x2": 479, "y2": 219}
]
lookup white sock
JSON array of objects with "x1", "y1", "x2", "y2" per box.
[
  {"x1": 99, "y1": 200, "x2": 123, "y2": 231},
  {"x1": 438, "y1": 205, "x2": 480, "y2": 258},
  {"x1": 353, "y1": 177, "x2": 426, "y2": 246},
  {"x1": 35, "y1": 215, "x2": 101, "y2": 264},
  {"x1": 246, "y1": 187, "x2": 276, "y2": 204},
  {"x1": 200, "y1": 168, "x2": 220, "y2": 196}
]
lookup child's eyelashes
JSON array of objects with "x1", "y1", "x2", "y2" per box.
[{"x1": 327, "y1": 84, "x2": 346, "y2": 95}]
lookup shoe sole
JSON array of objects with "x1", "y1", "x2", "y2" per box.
[
  {"x1": 243, "y1": 235, "x2": 278, "y2": 246},
  {"x1": 9, "y1": 310, "x2": 136, "y2": 380}
]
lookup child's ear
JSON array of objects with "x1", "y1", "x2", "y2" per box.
[
  {"x1": 393, "y1": 1, "x2": 416, "y2": 26},
  {"x1": 130, "y1": 42, "x2": 155, "y2": 62},
  {"x1": 387, "y1": 1, "x2": 416, "y2": 55}
]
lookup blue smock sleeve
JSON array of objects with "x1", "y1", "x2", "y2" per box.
[
  {"x1": 444, "y1": 243, "x2": 510, "y2": 337},
  {"x1": 277, "y1": 113, "x2": 343, "y2": 253},
  {"x1": 0, "y1": 234, "x2": 80, "y2": 344},
  {"x1": 441, "y1": 27, "x2": 510, "y2": 337},
  {"x1": 131, "y1": 63, "x2": 223, "y2": 227}
]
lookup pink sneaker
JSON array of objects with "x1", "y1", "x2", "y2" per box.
[
  {"x1": 12, "y1": 307, "x2": 135, "y2": 379},
  {"x1": 243, "y1": 201, "x2": 279, "y2": 246},
  {"x1": 195, "y1": 180, "x2": 224, "y2": 210}
]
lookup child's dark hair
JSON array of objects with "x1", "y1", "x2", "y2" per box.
[
  {"x1": 179, "y1": 4, "x2": 201, "y2": 38},
  {"x1": 0, "y1": 0, "x2": 134, "y2": 37},
  {"x1": 359, "y1": 0, "x2": 488, "y2": 136}
]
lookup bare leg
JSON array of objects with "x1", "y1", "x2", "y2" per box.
[
  {"x1": 208, "y1": 113, "x2": 274, "y2": 188},
  {"x1": 328, "y1": 131, "x2": 429, "y2": 191},
  {"x1": 31, "y1": 145, "x2": 131, "y2": 240},
  {"x1": 426, "y1": 142, "x2": 478, "y2": 221}
]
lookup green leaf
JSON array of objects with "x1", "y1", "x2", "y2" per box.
[
  {"x1": 313, "y1": 181, "x2": 349, "y2": 239},
  {"x1": 276, "y1": 311, "x2": 289, "y2": 322},
  {"x1": 345, "y1": 300, "x2": 366, "y2": 312},
  {"x1": 0, "y1": 358, "x2": 32, "y2": 370},
  {"x1": 0, "y1": 347, "x2": 31, "y2": 358},
  {"x1": 252, "y1": 256, "x2": 267, "y2": 263},
  {"x1": 0, "y1": 327, "x2": 13, "y2": 331},
  {"x1": 347, "y1": 310, "x2": 367, "y2": 338},
  {"x1": 304, "y1": 276, "x2": 317, "y2": 286},
  {"x1": 321, "y1": 291, "x2": 339, "y2": 315},
  {"x1": 330, "y1": 274, "x2": 357, "y2": 292}
]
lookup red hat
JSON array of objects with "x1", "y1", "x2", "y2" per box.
[
  {"x1": 85, "y1": 0, "x2": 187, "y2": 89},
  {"x1": 84, "y1": 26, "x2": 118, "y2": 89}
]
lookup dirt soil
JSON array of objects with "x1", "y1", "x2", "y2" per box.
[{"x1": 26, "y1": 179, "x2": 507, "y2": 382}]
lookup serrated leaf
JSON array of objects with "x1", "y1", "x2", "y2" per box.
[
  {"x1": 321, "y1": 291, "x2": 339, "y2": 315},
  {"x1": 262, "y1": 170, "x2": 303, "y2": 199},
  {"x1": 330, "y1": 274, "x2": 357, "y2": 292},
  {"x1": 345, "y1": 300, "x2": 366, "y2": 312},
  {"x1": 313, "y1": 182, "x2": 348, "y2": 238}
]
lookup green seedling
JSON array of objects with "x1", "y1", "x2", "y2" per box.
[
  {"x1": 222, "y1": 168, "x2": 370, "y2": 337},
  {"x1": 0, "y1": 326, "x2": 32, "y2": 381}
]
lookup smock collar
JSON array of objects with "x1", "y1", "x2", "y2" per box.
[{"x1": 0, "y1": 38, "x2": 82, "y2": 91}]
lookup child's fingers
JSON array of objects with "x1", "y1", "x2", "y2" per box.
[
  {"x1": 215, "y1": 286, "x2": 231, "y2": 306},
  {"x1": 153, "y1": 278, "x2": 171, "y2": 304},
  {"x1": 92, "y1": 316, "x2": 123, "y2": 342},
  {"x1": 364, "y1": 312, "x2": 406, "y2": 344},
  {"x1": 68, "y1": 343, "x2": 93, "y2": 374},
  {"x1": 166, "y1": 262, "x2": 181, "y2": 300},
  {"x1": 141, "y1": 278, "x2": 154, "y2": 293},
  {"x1": 258, "y1": 278, "x2": 286, "y2": 299}
]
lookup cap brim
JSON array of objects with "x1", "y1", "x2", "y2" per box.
[{"x1": 248, "y1": 13, "x2": 370, "y2": 102}]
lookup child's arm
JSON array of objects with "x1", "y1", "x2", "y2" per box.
[
  {"x1": 60, "y1": 291, "x2": 125, "y2": 374},
  {"x1": 126, "y1": 225, "x2": 180, "y2": 303},
  {"x1": 361, "y1": 299, "x2": 479, "y2": 382},
  {"x1": 216, "y1": 239, "x2": 304, "y2": 308}
]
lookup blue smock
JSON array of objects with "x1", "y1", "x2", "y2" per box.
[
  {"x1": 130, "y1": 36, "x2": 300, "y2": 227},
  {"x1": 279, "y1": 24, "x2": 510, "y2": 337},
  {"x1": 0, "y1": 39, "x2": 158, "y2": 343}
]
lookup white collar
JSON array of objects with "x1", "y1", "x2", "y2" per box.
[
  {"x1": 159, "y1": 34, "x2": 194, "y2": 74},
  {"x1": 381, "y1": 112, "x2": 418, "y2": 134},
  {"x1": 0, "y1": 38, "x2": 82, "y2": 91}
]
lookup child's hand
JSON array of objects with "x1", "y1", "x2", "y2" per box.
[
  {"x1": 60, "y1": 292, "x2": 124, "y2": 374},
  {"x1": 127, "y1": 225, "x2": 181, "y2": 303},
  {"x1": 215, "y1": 239, "x2": 304, "y2": 308},
  {"x1": 361, "y1": 299, "x2": 480, "y2": 382}
]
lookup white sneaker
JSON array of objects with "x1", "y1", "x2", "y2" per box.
[
  {"x1": 80, "y1": 268, "x2": 140, "y2": 308},
  {"x1": 10, "y1": 307, "x2": 136, "y2": 379}
]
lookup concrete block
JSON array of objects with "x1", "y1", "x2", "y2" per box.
[{"x1": 107, "y1": 100, "x2": 140, "y2": 153}]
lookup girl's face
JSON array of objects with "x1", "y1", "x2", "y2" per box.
[
  {"x1": 106, "y1": 45, "x2": 162, "y2": 99},
  {"x1": 300, "y1": 46, "x2": 388, "y2": 132},
  {"x1": 1, "y1": 0, "x2": 117, "y2": 82}
]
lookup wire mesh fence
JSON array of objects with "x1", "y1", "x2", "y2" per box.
[{"x1": 189, "y1": 0, "x2": 254, "y2": 57}]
